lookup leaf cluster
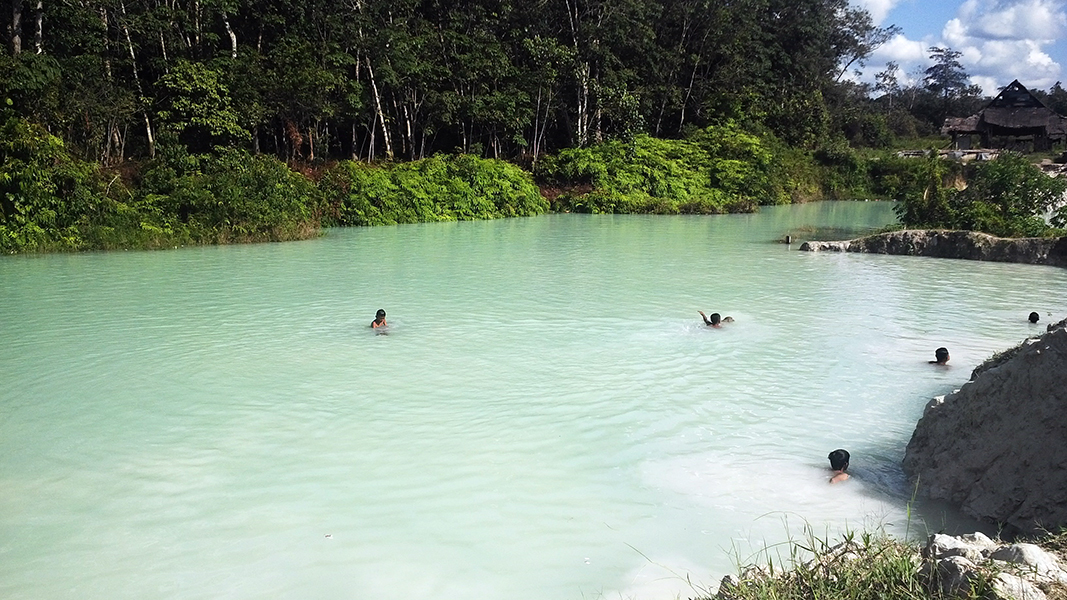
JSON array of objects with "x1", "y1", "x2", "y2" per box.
[
  {"x1": 534, "y1": 125, "x2": 777, "y2": 214},
  {"x1": 319, "y1": 155, "x2": 548, "y2": 226},
  {"x1": 891, "y1": 152, "x2": 1067, "y2": 237}
]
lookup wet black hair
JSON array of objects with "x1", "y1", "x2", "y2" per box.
[
  {"x1": 935, "y1": 347, "x2": 949, "y2": 362},
  {"x1": 376, "y1": 309, "x2": 386, "y2": 318},
  {"x1": 710, "y1": 313, "x2": 721, "y2": 325},
  {"x1": 828, "y1": 449, "x2": 850, "y2": 471},
  {"x1": 1029, "y1": 312, "x2": 1040, "y2": 323}
]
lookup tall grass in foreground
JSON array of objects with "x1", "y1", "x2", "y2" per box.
[{"x1": 708, "y1": 528, "x2": 994, "y2": 600}]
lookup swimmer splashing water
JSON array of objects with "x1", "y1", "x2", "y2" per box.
[{"x1": 699, "y1": 311, "x2": 734, "y2": 328}]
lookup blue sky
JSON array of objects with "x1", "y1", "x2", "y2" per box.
[{"x1": 851, "y1": 0, "x2": 1067, "y2": 95}]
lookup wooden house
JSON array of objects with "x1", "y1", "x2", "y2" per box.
[{"x1": 942, "y1": 80, "x2": 1067, "y2": 151}]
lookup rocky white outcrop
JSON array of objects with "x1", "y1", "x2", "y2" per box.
[
  {"x1": 903, "y1": 318, "x2": 1067, "y2": 533},
  {"x1": 799, "y1": 230, "x2": 1067, "y2": 267},
  {"x1": 923, "y1": 532, "x2": 1067, "y2": 600}
]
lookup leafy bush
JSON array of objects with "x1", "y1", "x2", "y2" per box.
[
  {"x1": 319, "y1": 154, "x2": 547, "y2": 226},
  {"x1": 536, "y1": 125, "x2": 775, "y2": 214},
  {"x1": 1, "y1": 115, "x2": 324, "y2": 253},
  {"x1": 0, "y1": 115, "x2": 104, "y2": 252},
  {"x1": 953, "y1": 152, "x2": 1067, "y2": 236},
  {"x1": 135, "y1": 146, "x2": 323, "y2": 243},
  {"x1": 892, "y1": 152, "x2": 1067, "y2": 237}
]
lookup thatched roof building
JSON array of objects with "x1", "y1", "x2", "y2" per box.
[{"x1": 942, "y1": 80, "x2": 1067, "y2": 151}]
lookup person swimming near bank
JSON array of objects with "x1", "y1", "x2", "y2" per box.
[
  {"x1": 371, "y1": 309, "x2": 387, "y2": 329},
  {"x1": 1029, "y1": 312, "x2": 1040, "y2": 324},
  {"x1": 929, "y1": 347, "x2": 950, "y2": 365},
  {"x1": 828, "y1": 449, "x2": 850, "y2": 484},
  {"x1": 698, "y1": 311, "x2": 733, "y2": 327}
]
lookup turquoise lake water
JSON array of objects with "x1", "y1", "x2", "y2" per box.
[{"x1": 3, "y1": 202, "x2": 1066, "y2": 600}]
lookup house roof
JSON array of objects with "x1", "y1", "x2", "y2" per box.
[{"x1": 941, "y1": 80, "x2": 1067, "y2": 138}]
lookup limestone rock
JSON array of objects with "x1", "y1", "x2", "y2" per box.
[
  {"x1": 934, "y1": 555, "x2": 982, "y2": 596},
  {"x1": 988, "y1": 544, "x2": 1067, "y2": 584},
  {"x1": 903, "y1": 319, "x2": 1067, "y2": 533},
  {"x1": 991, "y1": 572, "x2": 1047, "y2": 600},
  {"x1": 925, "y1": 532, "x2": 994, "y2": 562},
  {"x1": 799, "y1": 230, "x2": 1067, "y2": 267}
]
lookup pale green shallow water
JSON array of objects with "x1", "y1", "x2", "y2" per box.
[{"x1": 2, "y1": 202, "x2": 1066, "y2": 600}]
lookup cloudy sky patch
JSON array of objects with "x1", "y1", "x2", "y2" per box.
[{"x1": 858, "y1": 0, "x2": 1067, "y2": 94}]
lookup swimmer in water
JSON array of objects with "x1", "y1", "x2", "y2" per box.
[
  {"x1": 699, "y1": 311, "x2": 732, "y2": 327},
  {"x1": 929, "y1": 347, "x2": 949, "y2": 365},
  {"x1": 1029, "y1": 312, "x2": 1040, "y2": 324},
  {"x1": 828, "y1": 449, "x2": 850, "y2": 484},
  {"x1": 371, "y1": 309, "x2": 387, "y2": 329}
]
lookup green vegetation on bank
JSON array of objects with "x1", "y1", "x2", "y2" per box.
[
  {"x1": 890, "y1": 152, "x2": 1067, "y2": 238},
  {"x1": 708, "y1": 528, "x2": 1067, "y2": 600},
  {"x1": 714, "y1": 533, "x2": 955, "y2": 600},
  {"x1": 7, "y1": 107, "x2": 1066, "y2": 254},
  {"x1": 1, "y1": 113, "x2": 549, "y2": 253},
  {"x1": 319, "y1": 154, "x2": 546, "y2": 226}
]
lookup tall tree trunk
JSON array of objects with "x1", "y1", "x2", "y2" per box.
[
  {"x1": 365, "y1": 58, "x2": 393, "y2": 160},
  {"x1": 532, "y1": 87, "x2": 542, "y2": 163},
  {"x1": 32, "y1": 0, "x2": 41, "y2": 53},
  {"x1": 159, "y1": 30, "x2": 168, "y2": 68},
  {"x1": 222, "y1": 11, "x2": 235, "y2": 58},
  {"x1": 351, "y1": 122, "x2": 358, "y2": 160},
  {"x1": 678, "y1": 57, "x2": 699, "y2": 131},
  {"x1": 119, "y1": 0, "x2": 155, "y2": 157},
  {"x1": 98, "y1": 8, "x2": 112, "y2": 80},
  {"x1": 564, "y1": 0, "x2": 591, "y2": 146},
  {"x1": 10, "y1": 0, "x2": 22, "y2": 54}
]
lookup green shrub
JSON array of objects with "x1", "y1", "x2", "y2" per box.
[
  {"x1": 891, "y1": 152, "x2": 1067, "y2": 237},
  {"x1": 319, "y1": 154, "x2": 547, "y2": 226},
  {"x1": 536, "y1": 125, "x2": 775, "y2": 214},
  {"x1": 0, "y1": 116, "x2": 103, "y2": 252},
  {"x1": 713, "y1": 531, "x2": 991, "y2": 600},
  {"x1": 135, "y1": 147, "x2": 323, "y2": 243}
]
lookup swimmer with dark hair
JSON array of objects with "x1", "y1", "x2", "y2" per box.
[
  {"x1": 828, "y1": 449, "x2": 850, "y2": 483},
  {"x1": 929, "y1": 347, "x2": 949, "y2": 365},
  {"x1": 699, "y1": 311, "x2": 733, "y2": 327},
  {"x1": 371, "y1": 309, "x2": 387, "y2": 329},
  {"x1": 1029, "y1": 312, "x2": 1040, "y2": 324}
]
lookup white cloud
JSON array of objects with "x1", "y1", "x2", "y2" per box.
[
  {"x1": 967, "y1": 0, "x2": 1065, "y2": 41},
  {"x1": 941, "y1": 0, "x2": 1066, "y2": 92},
  {"x1": 858, "y1": 0, "x2": 1067, "y2": 94},
  {"x1": 872, "y1": 33, "x2": 929, "y2": 63},
  {"x1": 851, "y1": 0, "x2": 904, "y2": 24}
]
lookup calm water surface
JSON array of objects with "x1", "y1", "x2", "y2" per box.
[{"x1": 3, "y1": 202, "x2": 1066, "y2": 600}]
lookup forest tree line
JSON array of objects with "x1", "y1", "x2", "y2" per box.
[{"x1": 3, "y1": 0, "x2": 909, "y2": 164}]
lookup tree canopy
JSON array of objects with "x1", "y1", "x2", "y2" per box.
[{"x1": 2, "y1": 0, "x2": 897, "y2": 164}]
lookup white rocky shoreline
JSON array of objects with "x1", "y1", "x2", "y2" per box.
[{"x1": 799, "y1": 230, "x2": 1067, "y2": 267}]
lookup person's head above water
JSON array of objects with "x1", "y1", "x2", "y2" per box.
[
  {"x1": 372, "y1": 309, "x2": 387, "y2": 328},
  {"x1": 931, "y1": 347, "x2": 950, "y2": 365},
  {"x1": 828, "y1": 449, "x2": 850, "y2": 483},
  {"x1": 1029, "y1": 312, "x2": 1040, "y2": 324},
  {"x1": 828, "y1": 449, "x2": 850, "y2": 471},
  {"x1": 710, "y1": 312, "x2": 722, "y2": 326}
]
